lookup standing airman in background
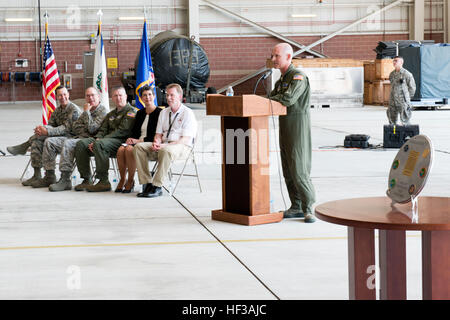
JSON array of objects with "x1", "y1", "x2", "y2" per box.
[{"x1": 387, "y1": 56, "x2": 416, "y2": 125}]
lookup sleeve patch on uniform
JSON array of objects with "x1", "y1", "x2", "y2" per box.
[
  {"x1": 293, "y1": 74, "x2": 304, "y2": 80},
  {"x1": 127, "y1": 112, "x2": 136, "y2": 118}
]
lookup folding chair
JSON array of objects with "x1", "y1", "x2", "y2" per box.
[
  {"x1": 90, "y1": 156, "x2": 120, "y2": 183},
  {"x1": 20, "y1": 157, "x2": 32, "y2": 182},
  {"x1": 150, "y1": 142, "x2": 202, "y2": 196},
  {"x1": 20, "y1": 155, "x2": 80, "y2": 184}
]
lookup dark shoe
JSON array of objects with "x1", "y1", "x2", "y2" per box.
[
  {"x1": 304, "y1": 213, "x2": 316, "y2": 223},
  {"x1": 115, "y1": 178, "x2": 125, "y2": 192},
  {"x1": 86, "y1": 181, "x2": 112, "y2": 192},
  {"x1": 122, "y1": 181, "x2": 135, "y2": 193},
  {"x1": 137, "y1": 185, "x2": 162, "y2": 198},
  {"x1": 147, "y1": 186, "x2": 162, "y2": 198},
  {"x1": 283, "y1": 208, "x2": 305, "y2": 219},
  {"x1": 74, "y1": 179, "x2": 93, "y2": 191},
  {"x1": 137, "y1": 183, "x2": 153, "y2": 197}
]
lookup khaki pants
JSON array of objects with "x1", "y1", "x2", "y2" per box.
[{"x1": 133, "y1": 142, "x2": 192, "y2": 187}]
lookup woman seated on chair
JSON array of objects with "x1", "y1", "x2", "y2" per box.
[{"x1": 115, "y1": 85, "x2": 162, "y2": 193}]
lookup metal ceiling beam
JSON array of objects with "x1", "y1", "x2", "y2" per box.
[
  {"x1": 200, "y1": 0, "x2": 327, "y2": 58},
  {"x1": 292, "y1": 0, "x2": 407, "y2": 57},
  {"x1": 217, "y1": 0, "x2": 407, "y2": 93}
]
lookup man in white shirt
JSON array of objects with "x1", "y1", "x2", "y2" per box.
[{"x1": 133, "y1": 83, "x2": 197, "y2": 198}]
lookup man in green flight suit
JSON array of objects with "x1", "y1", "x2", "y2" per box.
[
  {"x1": 269, "y1": 43, "x2": 316, "y2": 223},
  {"x1": 74, "y1": 86, "x2": 136, "y2": 192}
]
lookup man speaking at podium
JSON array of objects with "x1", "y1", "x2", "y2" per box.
[{"x1": 269, "y1": 43, "x2": 316, "y2": 223}]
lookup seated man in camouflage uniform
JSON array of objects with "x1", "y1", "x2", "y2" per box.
[
  {"x1": 74, "y1": 86, "x2": 136, "y2": 192},
  {"x1": 41, "y1": 87, "x2": 108, "y2": 191},
  {"x1": 387, "y1": 56, "x2": 416, "y2": 125},
  {"x1": 7, "y1": 86, "x2": 81, "y2": 187}
]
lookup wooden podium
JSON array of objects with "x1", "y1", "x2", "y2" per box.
[{"x1": 206, "y1": 94, "x2": 287, "y2": 226}]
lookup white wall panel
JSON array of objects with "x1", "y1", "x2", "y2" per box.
[{"x1": 0, "y1": 0, "x2": 444, "y2": 40}]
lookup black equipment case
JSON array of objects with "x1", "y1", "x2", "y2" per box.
[
  {"x1": 344, "y1": 134, "x2": 370, "y2": 149},
  {"x1": 383, "y1": 124, "x2": 419, "y2": 148}
]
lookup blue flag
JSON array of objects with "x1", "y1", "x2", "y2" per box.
[{"x1": 135, "y1": 20, "x2": 157, "y2": 109}]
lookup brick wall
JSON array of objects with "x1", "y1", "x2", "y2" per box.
[
  {"x1": 0, "y1": 39, "x2": 140, "y2": 102},
  {"x1": 0, "y1": 33, "x2": 441, "y2": 101}
]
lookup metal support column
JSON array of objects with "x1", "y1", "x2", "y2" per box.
[
  {"x1": 409, "y1": 0, "x2": 425, "y2": 41},
  {"x1": 445, "y1": 0, "x2": 450, "y2": 43},
  {"x1": 188, "y1": 0, "x2": 200, "y2": 42}
]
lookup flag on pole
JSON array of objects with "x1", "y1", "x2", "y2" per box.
[
  {"x1": 41, "y1": 24, "x2": 60, "y2": 125},
  {"x1": 93, "y1": 16, "x2": 109, "y2": 111},
  {"x1": 135, "y1": 20, "x2": 157, "y2": 109}
]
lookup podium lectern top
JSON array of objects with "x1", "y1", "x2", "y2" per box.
[{"x1": 206, "y1": 94, "x2": 286, "y2": 117}]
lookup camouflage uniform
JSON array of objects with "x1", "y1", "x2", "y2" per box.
[
  {"x1": 75, "y1": 104, "x2": 136, "y2": 182},
  {"x1": 30, "y1": 101, "x2": 81, "y2": 169},
  {"x1": 42, "y1": 103, "x2": 107, "y2": 172},
  {"x1": 270, "y1": 64, "x2": 316, "y2": 215},
  {"x1": 387, "y1": 67, "x2": 416, "y2": 125}
]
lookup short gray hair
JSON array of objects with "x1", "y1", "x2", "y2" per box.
[{"x1": 166, "y1": 83, "x2": 183, "y2": 96}]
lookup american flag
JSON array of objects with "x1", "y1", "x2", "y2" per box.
[{"x1": 41, "y1": 35, "x2": 60, "y2": 125}]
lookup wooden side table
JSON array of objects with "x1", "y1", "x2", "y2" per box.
[{"x1": 315, "y1": 196, "x2": 450, "y2": 300}]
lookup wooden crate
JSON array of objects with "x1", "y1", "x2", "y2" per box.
[
  {"x1": 372, "y1": 80, "x2": 385, "y2": 104},
  {"x1": 364, "y1": 81, "x2": 373, "y2": 105},
  {"x1": 363, "y1": 61, "x2": 375, "y2": 82},
  {"x1": 375, "y1": 59, "x2": 394, "y2": 80},
  {"x1": 383, "y1": 81, "x2": 391, "y2": 104},
  {"x1": 372, "y1": 80, "x2": 391, "y2": 105}
]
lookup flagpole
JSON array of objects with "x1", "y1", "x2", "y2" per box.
[
  {"x1": 97, "y1": 9, "x2": 102, "y2": 35},
  {"x1": 38, "y1": 0, "x2": 42, "y2": 71},
  {"x1": 94, "y1": 9, "x2": 109, "y2": 111},
  {"x1": 42, "y1": 11, "x2": 48, "y2": 73}
]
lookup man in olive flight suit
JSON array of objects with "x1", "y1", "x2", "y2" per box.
[
  {"x1": 269, "y1": 43, "x2": 316, "y2": 223},
  {"x1": 387, "y1": 56, "x2": 416, "y2": 125},
  {"x1": 74, "y1": 86, "x2": 136, "y2": 192}
]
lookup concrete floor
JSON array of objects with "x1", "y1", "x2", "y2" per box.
[{"x1": 1, "y1": 101, "x2": 449, "y2": 300}]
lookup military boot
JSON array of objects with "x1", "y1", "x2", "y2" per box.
[
  {"x1": 86, "y1": 179, "x2": 111, "y2": 192},
  {"x1": 74, "y1": 178, "x2": 93, "y2": 191},
  {"x1": 49, "y1": 171, "x2": 72, "y2": 192},
  {"x1": 304, "y1": 213, "x2": 316, "y2": 223},
  {"x1": 31, "y1": 170, "x2": 57, "y2": 188},
  {"x1": 283, "y1": 207, "x2": 305, "y2": 219},
  {"x1": 22, "y1": 167, "x2": 42, "y2": 186},
  {"x1": 7, "y1": 141, "x2": 31, "y2": 156}
]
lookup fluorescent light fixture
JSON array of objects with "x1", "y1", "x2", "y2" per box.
[
  {"x1": 5, "y1": 18, "x2": 33, "y2": 22},
  {"x1": 118, "y1": 16, "x2": 145, "y2": 21},
  {"x1": 291, "y1": 14, "x2": 317, "y2": 18}
]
